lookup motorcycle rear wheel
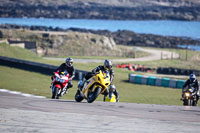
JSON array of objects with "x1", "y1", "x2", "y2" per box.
[
  {"x1": 75, "y1": 90, "x2": 84, "y2": 102},
  {"x1": 87, "y1": 87, "x2": 101, "y2": 103}
]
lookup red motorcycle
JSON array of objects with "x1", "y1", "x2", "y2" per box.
[{"x1": 51, "y1": 70, "x2": 70, "y2": 99}]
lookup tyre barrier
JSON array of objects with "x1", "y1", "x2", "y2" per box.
[
  {"x1": 0, "y1": 56, "x2": 88, "y2": 80},
  {"x1": 129, "y1": 74, "x2": 185, "y2": 89},
  {"x1": 157, "y1": 67, "x2": 200, "y2": 76}
]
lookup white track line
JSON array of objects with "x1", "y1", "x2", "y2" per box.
[{"x1": 0, "y1": 89, "x2": 46, "y2": 98}]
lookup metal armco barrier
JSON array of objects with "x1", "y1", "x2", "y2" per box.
[
  {"x1": 0, "y1": 56, "x2": 88, "y2": 80},
  {"x1": 129, "y1": 74, "x2": 185, "y2": 89}
]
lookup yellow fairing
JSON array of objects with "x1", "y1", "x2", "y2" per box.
[{"x1": 92, "y1": 71, "x2": 110, "y2": 91}]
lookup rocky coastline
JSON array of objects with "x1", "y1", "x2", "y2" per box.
[{"x1": 0, "y1": 24, "x2": 199, "y2": 49}]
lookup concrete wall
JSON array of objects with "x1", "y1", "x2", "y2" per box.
[{"x1": 129, "y1": 74, "x2": 185, "y2": 89}]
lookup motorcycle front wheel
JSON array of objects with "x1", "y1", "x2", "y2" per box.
[
  {"x1": 51, "y1": 87, "x2": 58, "y2": 99},
  {"x1": 52, "y1": 87, "x2": 59, "y2": 99},
  {"x1": 87, "y1": 87, "x2": 101, "y2": 103},
  {"x1": 183, "y1": 100, "x2": 188, "y2": 106},
  {"x1": 188, "y1": 99, "x2": 193, "y2": 106}
]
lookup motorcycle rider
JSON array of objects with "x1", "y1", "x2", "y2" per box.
[
  {"x1": 182, "y1": 74, "x2": 199, "y2": 102},
  {"x1": 51, "y1": 57, "x2": 75, "y2": 93},
  {"x1": 103, "y1": 84, "x2": 119, "y2": 102},
  {"x1": 79, "y1": 59, "x2": 119, "y2": 101}
]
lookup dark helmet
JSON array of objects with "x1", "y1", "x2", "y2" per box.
[
  {"x1": 189, "y1": 74, "x2": 196, "y2": 83},
  {"x1": 66, "y1": 57, "x2": 73, "y2": 67},
  {"x1": 104, "y1": 59, "x2": 112, "y2": 71}
]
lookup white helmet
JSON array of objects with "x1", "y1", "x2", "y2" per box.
[
  {"x1": 189, "y1": 74, "x2": 196, "y2": 83},
  {"x1": 104, "y1": 59, "x2": 112, "y2": 71}
]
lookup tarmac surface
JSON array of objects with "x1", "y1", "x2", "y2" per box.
[{"x1": 0, "y1": 91, "x2": 200, "y2": 133}]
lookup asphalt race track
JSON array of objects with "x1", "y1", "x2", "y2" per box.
[{"x1": 0, "y1": 91, "x2": 200, "y2": 133}]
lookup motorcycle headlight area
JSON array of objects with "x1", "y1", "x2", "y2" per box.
[
  {"x1": 185, "y1": 93, "x2": 190, "y2": 97},
  {"x1": 56, "y1": 77, "x2": 65, "y2": 83}
]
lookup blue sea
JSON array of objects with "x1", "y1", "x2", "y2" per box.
[
  {"x1": 0, "y1": 18, "x2": 200, "y2": 39},
  {"x1": 178, "y1": 45, "x2": 200, "y2": 51}
]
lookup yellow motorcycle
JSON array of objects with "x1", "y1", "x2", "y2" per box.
[{"x1": 75, "y1": 70, "x2": 111, "y2": 103}]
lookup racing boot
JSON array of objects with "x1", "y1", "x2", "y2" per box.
[
  {"x1": 79, "y1": 78, "x2": 87, "y2": 91},
  {"x1": 116, "y1": 96, "x2": 119, "y2": 102}
]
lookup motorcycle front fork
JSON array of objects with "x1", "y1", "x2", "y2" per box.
[{"x1": 61, "y1": 88, "x2": 68, "y2": 96}]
